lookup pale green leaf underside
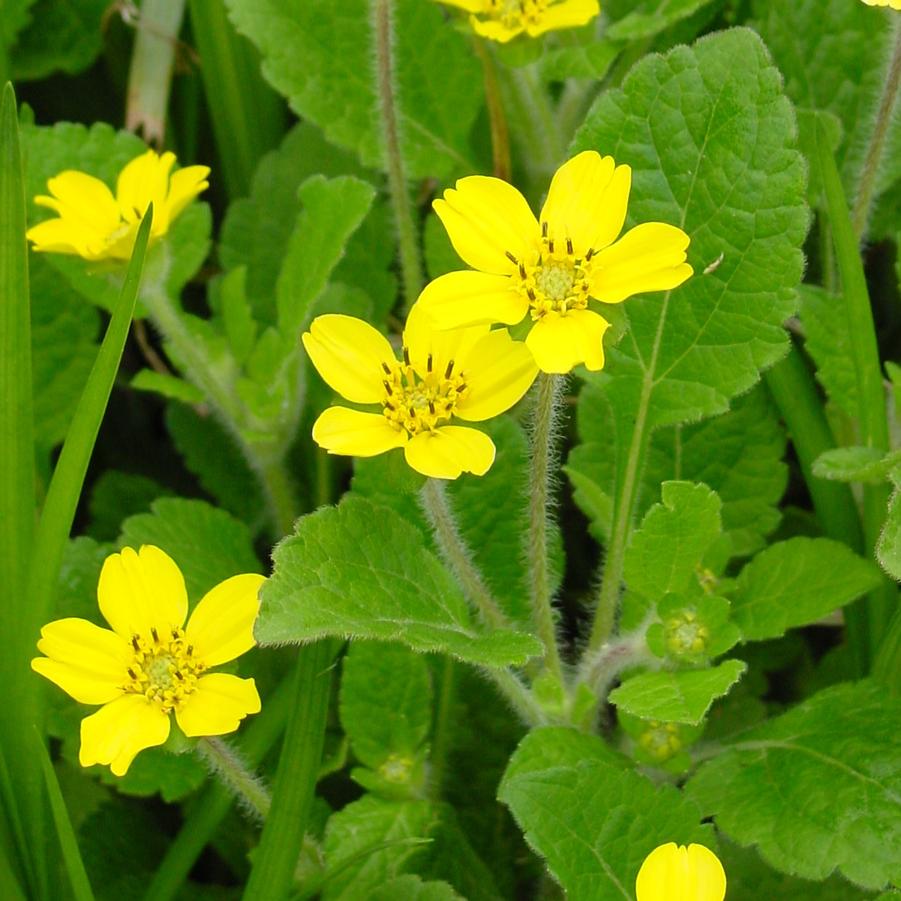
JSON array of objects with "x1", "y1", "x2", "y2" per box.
[
  {"x1": 731, "y1": 537, "x2": 881, "y2": 641},
  {"x1": 686, "y1": 680, "x2": 901, "y2": 889},
  {"x1": 609, "y1": 659, "x2": 747, "y2": 725},
  {"x1": 572, "y1": 27, "x2": 807, "y2": 431},
  {"x1": 256, "y1": 496, "x2": 542, "y2": 667},
  {"x1": 499, "y1": 728, "x2": 713, "y2": 900},
  {"x1": 224, "y1": 0, "x2": 483, "y2": 178}
]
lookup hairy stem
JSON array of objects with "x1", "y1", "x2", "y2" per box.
[
  {"x1": 196, "y1": 738, "x2": 271, "y2": 821},
  {"x1": 852, "y1": 22, "x2": 901, "y2": 237},
  {"x1": 528, "y1": 374, "x2": 565, "y2": 684},
  {"x1": 420, "y1": 478, "x2": 510, "y2": 630},
  {"x1": 473, "y1": 39, "x2": 511, "y2": 181},
  {"x1": 578, "y1": 629, "x2": 653, "y2": 702},
  {"x1": 372, "y1": 0, "x2": 424, "y2": 313},
  {"x1": 485, "y1": 669, "x2": 547, "y2": 727}
]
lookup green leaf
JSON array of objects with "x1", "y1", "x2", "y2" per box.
[
  {"x1": 255, "y1": 496, "x2": 543, "y2": 668},
  {"x1": 9, "y1": 0, "x2": 107, "y2": 80},
  {"x1": 686, "y1": 680, "x2": 901, "y2": 889},
  {"x1": 623, "y1": 482, "x2": 722, "y2": 600},
  {"x1": 730, "y1": 537, "x2": 881, "y2": 641},
  {"x1": 752, "y1": 0, "x2": 901, "y2": 206},
  {"x1": 498, "y1": 727, "x2": 713, "y2": 900},
  {"x1": 609, "y1": 659, "x2": 747, "y2": 725},
  {"x1": 604, "y1": 0, "x2": 721, "y2": 41},
  {"x1": 813, "y1": 446, "x2": 899, "y2": 484},
  {"x1": 571, "y1": 28, "x2": 807, "y2": 431},
  {"x1": 224, "y1": 0, "x2": 483, "y2": 178},
  {"x1": 339, "y1": 642, "x2": 432, "y2": 770},
  {"x1": 118, "y1": 497, "x2": 261, "y2": 601},
  {"x1": 0, "y1": 0, "x2": 33, "y2": 54},
  {"x1": 369, "y1": 877, "x2": 462, "y2": 901},
  {"x1": 86, "y1": 471, "x2": 170, "y2": 542},
  {"x1": 570, "y1": 385, "x2": 787, "y2": 556},
  {"x1": 878, "y1": 485, "x2": 901, "y2": 581},
  {"x1": 275, "y1": 174, "x2": 375, "y2": 336},
  {"x1": 130, "y1": 369, "x2": 205, "y2": 406}
]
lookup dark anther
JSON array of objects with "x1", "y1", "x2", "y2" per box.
[
  {"x1": 127, "y1": 667, "x2": 138, "y2": 680},
  {"x1": 186, "y1": 645, "x2": 194, "y2": 656},
  {"x1": 519, "y1": 262, "x2": 526, "y2": 279},
  {"x1": 548, "y1": 239, "x2": 555, "y2": 254},
  {"x1": 527, "y1": 288, "x2": 537, "y2": 301},
  {"x1": 383, "y1": 380, "x2": 393, "y2": 395},
  {"x1": 428, "y1": 400, "x2": 436, "y2": 415},
  {"x1": 566, "y1": 238, "x2": 574, "y2": 255},
  {"x1": 408, "y1": 406, "x2": 416, "y2": 418},
  {"x1": 541, "y1": 221, "x2": 548, "y2": 238},
  {"x1": 131, "y1": 635, "x2": 140, "y2": 651},
  {"x1": 151, "y1": 627, "x2": 159, "y2": 643},
  {"x1": 171, "y1": 628, "x2": 180, "y2": 640},
  {"x1": 445, "y1": 360, "x2": 455, "y2": 379},
  {"x1": 402, "y1": 346, "x2": 411, "y2": 366},
  {"x1": 427, "y1": 353, "x2": 433, "y2": 372},
  {"x1": 381, "y1": 361, "x2": 392, "y2": 375},
  {"x1": 505, "y1": 250, "x2": 518, "y2": 264},
  {"x1": 585, "y1": 248, "x2": 595, "y2": 261},
  {"x1": 385, "y1": 401, "x2": 396, "y2": 411},
  {"x1": 174, "y1": 671, "x2": 184, "y2": 681}
]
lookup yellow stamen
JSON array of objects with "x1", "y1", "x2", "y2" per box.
[
  {"x1": 381, "y1": 350, "x2": 467, "y2": 436},
  {"x1": 125, "y1": 627, "x2": 205, "y2": 713}
]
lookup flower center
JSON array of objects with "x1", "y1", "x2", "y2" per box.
[
  {"x1": 126, "y1": 626, "x2": 205, "y2": 712},
  {"x1": 488, "y1": 0, "x2": 547, "y2": 27},
  {"x1": 509, "y1": 222, "x2": 592, "y2": 320},
  {"x1": 381, "y1": 350, "x2": 467, "y2": 436},
  {"x1": 664, "y1": 610, "x2": 709, "y2": 657},
  {"x1": 639, "y1": 721, "x2": 683, "y2": 762}
]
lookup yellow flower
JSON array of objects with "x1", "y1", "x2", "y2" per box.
[
  {"x1": 438, "y1": 0, "x2": 600, "y2": 42},
  {"x1": 418, "y1": 151, "x2": 693, "y2": 374},
  {"x1": 302, "y1": 306, "x2": 538, "y2": 479},
  {"x1": 861, "y1": 0, "x2": 900, "y2": 8},
  {"x1": 32, "y1": 545, "x2": 263, "y2": 776},
  {"x1": 636, "y1": 843, "x2": 726, "y2": 901},
  {"x1": 26, "y1": 148, "x2": 209, "y2": 262}
]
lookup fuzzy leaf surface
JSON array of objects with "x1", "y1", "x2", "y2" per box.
[
  {"x1": 498, "y1": 728, "x2": 713, "y2": 899},
  {"x1": 256, "y1": 496, "x2": 542, "y2": 667},
  {"x1": 609, "y1": 659, "x2": 746, "y2": 725},
  {"x1": 571, "y1": 28, "x2": 807, "y2": 433},
  {"x1": 730, "y1": 537, "x2": 881, "y2": 641},
  {"x1": 686, "y1": 680, "x2": 901, "y2": 889},
  {"x1": 224, "y1": 0, "x2": 483, "y2": 178}
]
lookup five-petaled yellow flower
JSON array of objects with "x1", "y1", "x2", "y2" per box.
[
  {"x1": 302, "y1": 306, "x2": 538, "y2": 479},
  {"x1": 438, "y1": 0, "x2": 600, "y2": 42},
  {"x1": 32, "y1": 545, "x2": 263, "y2": 776},
  {"x1": 418, "y1": 151, "x2": 693, "y2": 374},
  {"x1": 636, "y1": 843, "x2": 726, "y2": 901},
  {"x1": 861, "y1": 0, "x2": 900, "y2": 9},
  {"x1": 26, "y1": 148, "x2": 209, "y2": 262}
]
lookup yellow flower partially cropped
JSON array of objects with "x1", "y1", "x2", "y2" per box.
[
  {"x1": 418, "y1": 151, "x2": 693, "y2": 374},
  {"x1": 302, "y1": 306, "x2": 538, "y2": 479},
  {"x1": 26, "y1": 149, "x2": 209, "y2": 262},
  {"x1": 32, "y1": 545, "x2": 263, "y2": 776},
  {"x1": 636, "y1": 843, "x2": 726, "y2": 901},
  {"x1": 438, "y1": 0, "x2": 600, "y2": 42},
  {"x1": 861, "y1": 0, "x2": 900, "y2": 9}
]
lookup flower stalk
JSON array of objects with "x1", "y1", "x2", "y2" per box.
[
  {"x1": 528, "y1": 373, "x2": 565, "y2": 685},
  {"x1": 196, "y1": 737, "x2": 271, "y2": 821},
  {"x1": 372, "y1": 0, "x2": 424, "y2": 313}
]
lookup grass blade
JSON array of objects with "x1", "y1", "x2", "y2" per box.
[{"x1": 35, "y1": 733, "x2": 95, "y2": 901}]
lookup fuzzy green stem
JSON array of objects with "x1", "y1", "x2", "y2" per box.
[
  {"x1": 372, "y1": 0, "x2": 423, "y2": 313},
  {"x1": 420, "y1": 479, "x2": 509, "y2": 630},
  {"x1": 242, "y1": 642, "x2": 336, "y2": 900},
  {"x1": 485, "y1": 669, "x2": 546, "y2": 727},
  {"x1": 817, "y1": 118, "x2": 896, "y2": 663},
  {"x1": 528, "y1": 374, "x2": 566, "y2": 683},
  {"x1": 196, "y1": 738, "x2": 271, "y2": 821},
  {"x1": 852, "y1": 22, "x2": 901, "y2": 238},
  {"x1": 473, "y1": 38, "x2": 511, "y2": 181},
  {"x1": 578, "y1": 630, "x2": 652, "y2": 702}
]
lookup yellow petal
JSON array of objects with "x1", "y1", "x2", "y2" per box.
[
  {"x1": 165, "y1": 165, "x2": 210, "y2": 225},
  {"x1": 861, "y1": 0, "x2": 901, "y2": 7},
  {"x1": 436, "y1": 0, "x2": 486, "y2": 9},
  {"x1": 403, "y1": 302, "x2": 488, "y2": 378},
  {"x1": 302, "y1": 314, "x2": 396, "y2": 404},
  {"x1": 40, "y1": 171, "x2": 121, "y2": 235},
  {"x1": 455, "y1": 329, "x2": 538, "y2": 420},
  {"x1": 590, "y1": 222, "x2": 693, "y2": 304},
  {"x1": 98, "y1": 545, "x2": 189, "y2": 641},
  {"x1": 26, "y1": 218, "x2": 93, "y2": 257},
  {"x1": 526, "y1": 0, "x2": 600, "y2": 36},
  {"x1": 404, "y1": 426, "x2": 495, "y2": 479},
  {"x1": 636, "y1": 842, "x2": 726, "y2": 901},
  {"x1": 79, "y1": 694, "x2": 170, "y2": 776},
  {"x1": 185, "y1": 573, "x2": 264, "y2": 668},
  {"x1": 433, "y1": 176, "x2": 539, "y2": 275},
  {"x1": 312, "y1": 406, "x2": 408, "y2": 457},
  {"x1": 415, "y1": 270, "x2": 529, "y2": 330},
  {"x1": 175, "y1": 673, "x2": 261, "y2": 737},
  {"x1": 116, "y1": 149, "x2": 176, "y2": 227},
  {"x1": 539, "y1": 151, "x2": 631, "y2": 257},
  {"x1": 469, "y1": 16, "x2": 522, "y2": 42},
  {"x1": 32, "y1": 617, "x2": 130, "y2": 704},
  {"x1": 525, "y1": 309, "x2": 609, "y2": 373}
]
